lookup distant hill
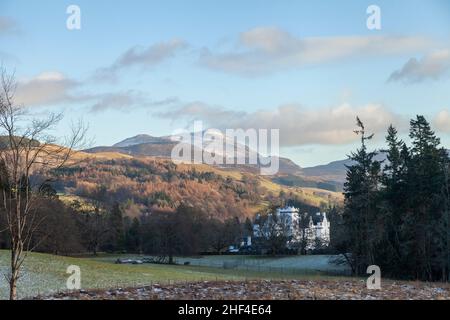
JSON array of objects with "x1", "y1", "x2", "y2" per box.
[
  {"x1": 302, "y1": 159, "x2": 352, "y2": 183},
  {"x1": 52, "y1": 152, "x2": 343, "y2": 221},
  {"x1": 302, "y1": 152, "x2": 387, "y2": 183},
  {"x1": 86, "y1": 134, "x2": 450, "y2": 192},
  {"x1": 113, "y1": 134, "x2": 170, "y2": 147},
  {"x1": 271, "y1": 174, "x2": 344, "y2": 192},
  {"x1": 85, "y1": 133, "x2": 303, "y2": 176},
  {"x1": 0, "y1": 136, "x2": 40, "y2": 149},
  {"x1": 301, "y1": 150, "x2": 450, "y2": 184}
]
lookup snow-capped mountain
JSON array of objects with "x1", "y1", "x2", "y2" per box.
[
  {"x1": 113, "y1": 134, "x2": 170, "y2": 148},
  {"x1": 85, "y1": 132, "x2": 303, "y2": 175}
]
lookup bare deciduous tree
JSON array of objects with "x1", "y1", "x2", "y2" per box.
[
  {"x1": 255, "y1": 210, "x2": 291, "y2": 255},
  {"x1": 0, "y1": 67, "x2": 87, "y2": 300}
]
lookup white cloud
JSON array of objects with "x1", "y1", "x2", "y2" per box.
[
  {"x1": 200, "y1": 26, "x2": 431, "y2": 76},
  {"x1": 389, "y1": 49, "x2": 450, "y2": 83},
  {"x1": 434, "y1": 109, "x2": 450, "y2": 132},
  {"x1": 0, "y1": 17, "x2": 20, "y2": 61},
  {"x1": 14, "y1": 71, "x2": 176, "y2": 113},
  {"x1": 159, "y1": 102, "x2": 403, "y2": 146},
  {"x1": 15, "y1": 72, "x2": 81, "y2": 106},
  {"x1": 90, "y1": 93, "x2": 178, "y2": 113},
  {"x1": 94, "y1": 39, "x2": 188, "y2": 82},
  {"x1": 0, "y1": 16, "x2": 19, "y2": 35}
]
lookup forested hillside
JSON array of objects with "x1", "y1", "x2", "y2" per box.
[{"x1": 51, "y1": 156, "x2": 342, "y2": 221}]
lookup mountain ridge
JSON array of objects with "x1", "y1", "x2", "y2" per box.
[
  {"x1": 86, "y1": 134, "x2": 450, "y2": 191},
  {"x1": 113, "y1": 134, "x2": 170, "y2": 147},
  {"x1": 85, "y1": 133, "x2": 304, "y2": 176}
]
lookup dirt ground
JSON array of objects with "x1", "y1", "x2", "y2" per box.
[{"x1": 36, "y1": 279, "x2": 450, "y2": 300}]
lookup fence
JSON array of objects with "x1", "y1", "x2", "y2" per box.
[
  {"x1": 172, "y1": 256, "x2": 352, "y2": 277},
  {"x1": 113, "y1": 255, "x2": 353, "y2": 277}
]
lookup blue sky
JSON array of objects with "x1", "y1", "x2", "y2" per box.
[{"x1": 1, "y1": 0, "x2": 449, "y2": 166}]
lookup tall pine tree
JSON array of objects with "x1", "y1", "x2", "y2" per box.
[
  {"x1": 107, "y1": 202, "x2": 125, "y2": 252},
  {"x1": 406, "y1": 116, "x2": 447, "y2": 280},
  {"x1": 379, "y1": 125, "x2": 409, "y2": 276},
  {"x1": 343, "y1": 117, "x2": 382, "y2": 275}
]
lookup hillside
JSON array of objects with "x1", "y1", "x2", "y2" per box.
[
  {"x1": 81, "y1": 134, "x2": 450, "y2": 191},
  {"x1": 302, "y1": 159, "x2": 351, "y2": 183},
  {"x1": 0, "y1": 137, "x2": 342, "y2": 221},
  {"x1": 84, "y1": 134, "x2": 303, "y2": 176},
  {"x1": 301, "y1": 151, "x2": 422, "y2": 183},
  {"x1": 113, "y1": 134, "x2": 169, "y2": 147},
  {"x1": 84, "y1": 134, "x2": 352, "y2": 192},
  {"x1": 51, "y1": 151, "x2": 343, "y2": 220}
]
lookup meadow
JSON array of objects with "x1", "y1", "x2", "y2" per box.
[
  {"x1": 0, "y1": 251, "x2": 348, "y2": 299},
  {"x1": 93, "y1": 254, "x2": 350, "y2": 274}
]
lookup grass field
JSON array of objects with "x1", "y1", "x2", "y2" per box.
[
  {"x1": 0, "y1": 251, "x2": 348, "y2": 299},
  {"x1": 93, "y1": 254, "x2": 350, "y2": 274}
]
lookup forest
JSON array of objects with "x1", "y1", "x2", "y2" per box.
[
  {"x1": 52, "y1": 158, "x2": 267, "y2": 220},
  {"x1": 334, "y1": 115, "x2": 450, "y2": 282}
]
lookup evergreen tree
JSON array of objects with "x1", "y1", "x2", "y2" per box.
[
  {"x1": 342, "y1": 115, "x2": 450, "y2": 281},
  {"x1": 125, "y1": 217, "x2": 141, "y2": 253},
  {"x1": 107, "y1": 202, "x2": 125, "y2": 252},
  {"x1": 379, "y1": 125, "x2": 409, "y2": 276},
  {"x1": 406, "y1": 115, "x2": 447, "y2": 280},
  {"x1": 343, "y1": 117, "x2": 382, "y2": 275},
  {"x1": 441, "y1": 156, "x2": 450, "y2": 281}
]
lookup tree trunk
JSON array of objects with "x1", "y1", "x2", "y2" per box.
[
  {"x1": 9, "y1": 241, "x2": 22, "y2": 300},
  {"x1": 9, "y1": 277, "x2": 17, "y2": 300},
  {"x1": 9, "y1": 252, "x2": 19, "y2": 300}
]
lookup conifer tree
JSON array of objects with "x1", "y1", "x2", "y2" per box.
[
  {"x1": 343, "y1": 117, "x2": 382, "y2": 275},
  {"x1": 379, "y1": 125, "x2": 409, "y2": 276},
  {"x1": 108, "y1": 202, "x2": 125, "y2": 252},
  {"x1": 406, "y1": 115, "x2": 447, "y2": 280}
]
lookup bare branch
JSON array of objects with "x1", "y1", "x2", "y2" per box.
[{"x1": 0, "y1": 66, "x2": 89, "y2": 299}]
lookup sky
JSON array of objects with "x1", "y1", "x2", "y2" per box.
[{"x1": 0, "y1": 0, "x2": 449, "y2": 167}]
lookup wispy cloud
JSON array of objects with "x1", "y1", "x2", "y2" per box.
[
  {"x1": 0, "y1": 16, "x2": 19, "y2": 35},
  {"x1": 434, "y1": 109, "x2": 450, "y2": 132},
  {"x1": 94, "y1": 39, "x2": 188, "y2": 82},
  {"x1": 0, "y1": 16, "x2": 20, "y2": 62},
  {"x1": 199, "y1": 26, "x2": 431, "y2": 76},
  {"x1": 159, "y1": 102, "x2": 404, "y2": 146},
  {"x1": 90, "y1": 93, "x2": 178, "y2": 113},
  {"x1": 15, "y1": 71, "x2": 176, "y2": 113},
  {"x1": 388, "y1": 49, "x2": 450, "y2": 83},
  {"x1": 15, "y1": 72, "x2": 82, "y2": 106}
]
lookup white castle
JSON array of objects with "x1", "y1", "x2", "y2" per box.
[{"x1": 253, "y1": 206, "x2": 330, "y2": 250}]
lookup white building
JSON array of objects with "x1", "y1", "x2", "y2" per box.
[
  {"x1": 253, "y1": 206, "x2": 330, "y2": 250},
  {"x1": 305, "y1": 211, "x2": 330, "y2": 249}
]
